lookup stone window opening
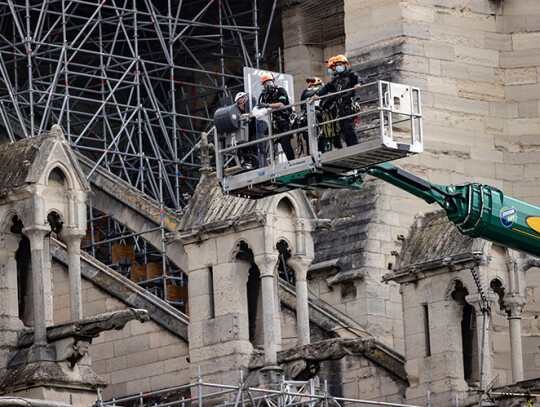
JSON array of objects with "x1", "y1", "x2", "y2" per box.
[
  {"x1": 236, "y1": 241, "x2": 263, "y2": 346},
  {"x1": 247, "y1": 264, "x2": 261, "y2": 345},
  {"x1": 490, "y1": 279, "x2": 505, "y2": 312},
  {"x1": 46, "y1": 211, "x2": 63, "y2": 237},
  {"x1": 451, "y1": 280, "x2": 479, "y2": 385},
  {"x1": 208, "y1": 266, "x2": 215, "y2": 319},
  {"x1": 277, "y1": 239, "x2": 294, "y2": 285},
  {"x1": 11, "y1": 215, "x2": 30, "y2": 326},
  {"x1": 422, "y1": 303, "x2": 431, "y2": 357}
]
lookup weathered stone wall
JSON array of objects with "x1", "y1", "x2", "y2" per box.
[
  {"x1": 398, "y1": 244, "x2": 540, "y2": 406},
  {"x1": 311, "y1": 181, "x2": 409, "y2": 353},
  {"x1": 317, "y1": 355, "x2": 407, "y2": 402},
  {"x1": 307, "y1": 263, "x2": 404, "y2": 353},
  {"x1": 281, "y1": 303, "x2": 300, "y2": 349},
  {"x1": 522, "y1": 266, "x2": 540, "y2": 379},
  {"x1": 345, "y1": 0, "x2": 540, "y2": 203},
  {"x1": 52, "y1": 262, "x2": 190, "y2": 401},
  {"x1": 282, "y1": 0, "x2": 345, "y2": 99}
]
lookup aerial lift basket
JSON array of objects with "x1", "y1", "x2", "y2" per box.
[{"x1": 213, "y1": 80, "x2": 423, "y2": 198}]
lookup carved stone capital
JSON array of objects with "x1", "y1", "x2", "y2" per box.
[
  {"x1": 22, "y1": 224, "x2": 50, "y2": 245},
  {"x1": 254, "y1": 253, "x2": 279, "y2": 278},
  {"x1": 58, "y1": 227, "x2": 86, "y2": 254},
  {"x1": 503, "y1": 293, "x2": 526, "y2": 318},
  {"x1": 465, "y1": 291, "x2": 497, "y2": 313},
  {"x1": 286, "y1": 255, "x2": 313, "y2": 281}
]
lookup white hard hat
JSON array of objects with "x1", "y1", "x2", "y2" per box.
[{"x1": 234, "y1": 92, "x2": 247, "y2": 103}]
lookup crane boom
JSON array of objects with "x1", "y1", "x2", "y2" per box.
[
  {"x1": 367, "y1": 163, "x2": 540, "y2": 257},
  {"x1": 276, "y1": 163, "x2": 540, "y2": 258}
]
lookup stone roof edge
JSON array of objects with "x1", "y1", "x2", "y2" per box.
[
  {"x1": 278, "y1": 280, "x2": 407, "y2": 381},
  {"x1": 385, "y1": 250, "x2": 485, "y2": 283},
  {"x1": 178, "y1": 211, "x2": 266, "y2": 242},
  {"x1": 0, "y1": 396, "x2": 71, "y2": 406},
  {"x1": 308, "y1": 258, "x2": 340, "y2": 274},
  {"x1": 50, "y1": 238, "x2": 189, "y2": 341}
]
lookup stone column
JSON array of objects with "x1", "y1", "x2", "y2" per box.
[
  {"x1": 0, "y1": 232, "x2": 23, "y2": 326},
  {"x1": 505, "y1": 294, "x2": 526, "y2": 383},
  {"x1": 61, "y1": 227, "x2": 86, "y2": 321},
  {"x1": 254, "y1": 253, "x2": 280, "y2": 367},
  {"x1": 466, "y1": 292, "x2": 496, "y2": 390},
  {"x1": 0, "y1": 231, "x2": 24, "y2": 369},
  {"x1": 22, "y1": 225, "x2": 50, "y2": 345},
  {"x1": 287, "y1": 255, "x2": 313, "y2": 346}
]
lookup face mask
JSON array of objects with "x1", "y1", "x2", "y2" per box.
[
  {"x1": 327, "y1": 68, "x2": 334, "y2": 75},
  {"x1": 264, "y1": 82, "x2": 275, "y2": 92},
  {"x1": 336, "y1": 65, "x2": 345, "y2": 73}
]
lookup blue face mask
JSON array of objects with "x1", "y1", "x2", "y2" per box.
[
  {"x1": 327, "y1": 68, "x2": 334, "y2": 75},
  {"x1": 336, "y1": 65, "x2": 345, "y2": 73}
]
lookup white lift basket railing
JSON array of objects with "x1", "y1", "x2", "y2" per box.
[{"x1": 213, "y1": 80, "x2": 422, "y2": 198}]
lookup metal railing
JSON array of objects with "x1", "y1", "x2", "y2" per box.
[{"x1": 95, "y1": 371, "x2": 422, "y2": 407}]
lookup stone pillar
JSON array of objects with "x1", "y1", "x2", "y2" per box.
[
  {"x1": 505, "y1": 294, "x2": 526, "y2": 383},
  {"x1": 466, "y1": 292, "x2": 496, "y2": 390},
  {"x1": 60, "y1": 228, "x2": 86, "y2": 321},
  {"x1": 22, "y1": 225, "x2": 50, "y2": 346},
  {"x1": 0, "y1": 231, "x2": 24, "y2": 369},
  {"x1": 254, "y1": 253, "x2": 280, "y2": 368},
  {"x1": 287, "y1": 255, "x2": 313, "y2": 346},
  {"x1": 0, "y1": 232, "x2": 23, "y2": 326}
]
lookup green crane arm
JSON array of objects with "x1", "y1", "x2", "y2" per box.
[{"x1": 367, "y1": 162, "x2": 540, "y2": 258}]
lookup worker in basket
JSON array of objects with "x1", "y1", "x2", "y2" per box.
[
  {"x1": 297, "y1": 76, "x2": 334, "y2": 155},
  {"x1": 313, "y1": 54, "x2": 364, "y2": 147},
  {"x1": 257, "y1": 73, "x2": 295, "y2": 161},
  {"x1": 234, "y1": 91, "x2": 268, "y2": 168}
]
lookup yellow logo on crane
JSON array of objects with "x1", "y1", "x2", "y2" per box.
[
  {"x1": 512, "y1": 216, "x2": 540, "y2": 239},
  {"x1": 527, "y1": 216, "x2": 540, "y2": 235},
  {"x1": 511, "y1": 216, "x2": 540, "y2": 240}
]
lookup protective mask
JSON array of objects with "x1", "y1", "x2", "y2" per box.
[
  {"x1": 327, "y1": 68, "x2": 334, "y2": 75},
  {"x1": 336, "y1": 65, "x2": 345, "y2": 73}
]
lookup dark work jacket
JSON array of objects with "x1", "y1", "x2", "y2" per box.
[
  {"x1": 315, "y1": 70, "x2": 364, "y2": 113},
  {"x1": 300, "y1": 84, "x2": 323, "y2": 101},
  {"x1": 300, "y1": 84, "x2": 324, "y2": 117},
  {"x1": 258, "y1": 87, "x2": 292, "y2": 121}
]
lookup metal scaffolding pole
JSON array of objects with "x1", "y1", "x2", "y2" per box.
[
  {"x1": 0, "y1": 0, "x2": 263, "y2": 202},
  {"x1": 0, "y1": 0, "x2": 278, "y2": 309}
]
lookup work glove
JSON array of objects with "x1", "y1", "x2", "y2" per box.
[
  {"x1": 252, "y1": 106, "x2": 268, "y2": 119},
  {"x1": 257, "y1": 103, "x2": 269, "y2": 109}
]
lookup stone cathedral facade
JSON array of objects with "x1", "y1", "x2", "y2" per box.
[{"x1": 0, "y1": 1, "x2": 540, "y2": 406}]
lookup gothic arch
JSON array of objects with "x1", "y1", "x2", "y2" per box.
[
  {"x1": 2, "y1": 213, "x2": 32, "y2": 326},
  {"x1": 275, "y1": 237, "x2": 293, "y2": 253},
  {"x1": 445, "y1": 278, "x2": 470, "y2": 301},
  {"x1": 230, "y1": 239, "x2": 255, "y2": 263},
  {"x1": 0, "y1": 210, "x2": 22, "y2": 232},
  {"x1": 44, "y1": 162, "x2": 75, "y2": 190},
  {"x1": 276, "y1": 196, "x2": 296, "y2": 217}
]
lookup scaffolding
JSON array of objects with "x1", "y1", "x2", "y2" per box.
[
  {"x1": 95, "y1": 373, "x2": 422, "y2": 407},
  {"x1": 0, "y1": 0, "x2": 280, "y2": 306},
  {"x1": 0, "y1": 0, "x2": 279, "y2": 207}
]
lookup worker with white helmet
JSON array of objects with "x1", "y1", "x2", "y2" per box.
[{"x1": 234, "y1": 90, "x2": 268, "y2": 167}]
